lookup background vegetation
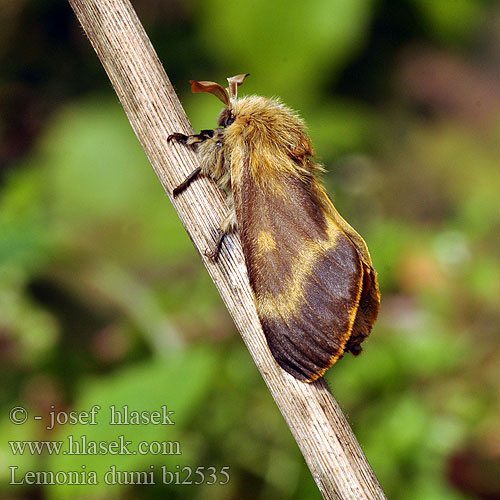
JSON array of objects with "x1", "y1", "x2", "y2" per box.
[{"x1": 1, "y1": 0, "x2": 500, "y2": 499}]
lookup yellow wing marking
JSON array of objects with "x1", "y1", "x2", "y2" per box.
[
  {"x1": 256, "y1": 217, "x2": 340, "y2": 319},
  {"x1": 256, "y1": 230, "x2": 278, "y2": 254}
]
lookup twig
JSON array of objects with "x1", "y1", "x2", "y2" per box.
[{"x1": 67, "y1": 1, "x2": 387, "y2": 498}]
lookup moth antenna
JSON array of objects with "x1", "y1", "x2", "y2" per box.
[
  {"x1": 226, "y1": 73, "x2": 250, "y2": 105},
  {"x1": 190, "y1": 80, "x2": 230, "y2": 106}
]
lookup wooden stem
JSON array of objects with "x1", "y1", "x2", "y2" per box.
[{"x1": 67, "y1": 1, "x2": 387, "y2": 498}]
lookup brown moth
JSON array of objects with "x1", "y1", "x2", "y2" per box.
[{"x1": 168, "y1": 74, "x2": 380, "y2": 382}]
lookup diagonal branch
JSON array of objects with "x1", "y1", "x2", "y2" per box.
[{"x1": 67, "y1": 1, "x2": 387, "y2": 498}]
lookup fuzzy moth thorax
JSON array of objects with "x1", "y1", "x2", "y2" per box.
[
  {"x1": 229, "y1": 96, "x2": 311, "y2": 145},
  {"x1": 221, "y1": 96, "x2": 317, "y2": 186},
  {"x1": 190, "y1": 74, "x2": 314, "y2": 166}
]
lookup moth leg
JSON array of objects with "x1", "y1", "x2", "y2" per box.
[
  {"x1": 172, "y1": 167, "x2": 202, "y2": 197},
  {"x1": 168, "y1": 130, "x2": 216, "y2": 196},
  {"x1": 204, "y1": 228, "x2": 227, "y2": 262},
  {"x1": 203, "y1": 210, "x2": 236, "y2": 262},
  {"x1": 167, "y1": 129, "x2": 214, "y2": 146}
]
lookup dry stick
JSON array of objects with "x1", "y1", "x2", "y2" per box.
[{"x1": 68, "y1": 1, "x2": 387, "y2": 499}]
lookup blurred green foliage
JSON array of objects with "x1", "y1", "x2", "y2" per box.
[{"x1": 1, "y1": 0, "x2": 500, "y2": 499}]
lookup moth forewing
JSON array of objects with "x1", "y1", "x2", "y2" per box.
[{"x1": 168, "y1": 75, "x2": 380, "y2": 382}]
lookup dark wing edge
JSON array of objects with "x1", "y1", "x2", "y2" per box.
[
  {"x1": 319, "y1": 185, "x2": 381, "y2": 360},
  {"x1": 260, "y1": 254, "x2": 366, "y2": 381}
]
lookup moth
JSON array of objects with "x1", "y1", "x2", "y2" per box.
[{"x1": 168, "y1": 74, "x2": 380, "y2": 382}]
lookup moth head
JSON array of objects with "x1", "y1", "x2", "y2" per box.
[{"x1": 189, "y1": 73, "x2": 249, "y2": 127}]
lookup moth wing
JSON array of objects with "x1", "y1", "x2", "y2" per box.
[
  {"x1": 320, "y1": 186, "x2": 381, "y2": 353},
  {"x1": 233, "y1": 163, "x2": 379, "y2": 381}
]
